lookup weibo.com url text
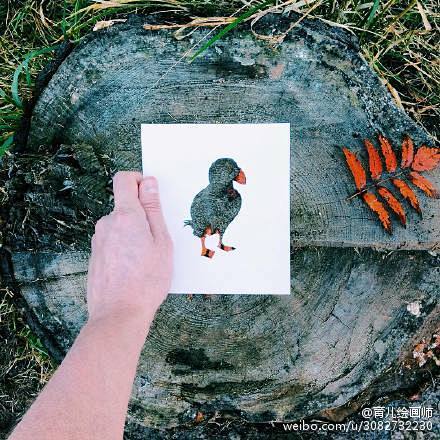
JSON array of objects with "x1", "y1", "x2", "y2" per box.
[{"x1": 280, "y1": 420, "x2": 433, "y2": 433}]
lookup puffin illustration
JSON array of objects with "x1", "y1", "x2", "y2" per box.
[{"x1": 184, "y1": 158, "x2": 246, "y2": 258}]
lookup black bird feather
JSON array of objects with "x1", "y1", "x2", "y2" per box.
[{"x1": 184, "y1": 158, "x2": 245, "y2": 240}]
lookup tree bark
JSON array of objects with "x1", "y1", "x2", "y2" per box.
[{"x1": 0, "y1": 14, "x2": 438, "y2": 437}]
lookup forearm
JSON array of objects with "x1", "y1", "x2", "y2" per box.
[
  {"x1": 10, "y1": 172, "x2": 172, "y2": 439},
  {"x1": 9, "y1": 305, "x2": 154, "y2": 440}
]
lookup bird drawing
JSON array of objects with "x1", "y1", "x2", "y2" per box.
[{"x1": 184, "y1": 158, "x2": 246, "y2": 258}]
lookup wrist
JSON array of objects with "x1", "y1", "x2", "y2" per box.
[{"x1": 87, "y1": 304, "x2": 156, "y2": 333}]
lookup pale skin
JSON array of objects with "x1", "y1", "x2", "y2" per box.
[{"x1": 9, "y1": 171, "x2": 173, "y2": 440}]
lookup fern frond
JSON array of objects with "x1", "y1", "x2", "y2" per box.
[{"x1": 342, "y1": 134, "x2": 439, "y2": 232}]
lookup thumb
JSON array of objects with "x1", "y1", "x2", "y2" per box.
[{"x1": 139, "y1": 176, "x2": 169, "y2": 239}]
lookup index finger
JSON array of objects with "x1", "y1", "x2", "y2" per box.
[{"x1": 113, "y1": 171, "x2": 143, "y2": 211}]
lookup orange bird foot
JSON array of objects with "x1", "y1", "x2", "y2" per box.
[
  {"x1": 202, "y1": 249, "x2": 215, "y2": 258},
  {"x1": 218, "y1": 244, "x2": 236, "y2": 252}
]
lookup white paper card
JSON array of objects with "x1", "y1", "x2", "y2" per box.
[{"x1": 141, "y1": 123, "x2": 290, "y2": 295}]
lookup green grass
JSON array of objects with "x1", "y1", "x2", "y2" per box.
[
  {"x1": 0, "y1": 0, "x2": 439, "y2": 434},
  {"x1": 0, "y1": 0, "x2": 439, "y2": 158},
  {"x1": 0, "y1": 287, "x2": 54, "y2": 437}
]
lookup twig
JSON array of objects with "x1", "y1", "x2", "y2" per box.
[
  {"x1": 143, "y1": 17, "x2": 235, "y2": 32},
  {"x1": 346, "y1": 170, "x2": 406, "y2": 201}
]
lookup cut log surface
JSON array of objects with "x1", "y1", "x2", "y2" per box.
[{"x1": 1, "y1": 15, "x2": 439, "y2": 435}]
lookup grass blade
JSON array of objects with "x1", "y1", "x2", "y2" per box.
[
  {"x1": 11, "y1": 46, "x2": 58, "y2": 109},
  {"x1": 189, "y1": 0, "x2": 274, "y2": 62},
  {"x1": 0, "y1": 113, "x2": 22, "y2": 120},
  {"x1": 365, "y1": 0, "x2": 381, "y2": 29},
  {"x1": 0, "y1": 135, "x2": 14, "y2": 157}
]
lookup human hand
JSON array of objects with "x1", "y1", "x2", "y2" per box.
[{"x1": 87, "y1": 172, "x2": 173, "y2": 324}]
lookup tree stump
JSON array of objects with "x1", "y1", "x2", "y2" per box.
[{"x1": 1, "y1": 14, "x2": 438, "y2": 436}]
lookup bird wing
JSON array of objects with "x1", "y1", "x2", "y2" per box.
[
  {"x1": 189, "y1": 188, "x2": 242, "y2": 236},
  {"x1": 190, "y1": 188, "x2": 214, "y2": 236},
  {"x1": 210, "y1": 192, "x2": 242, "y2": 235}
]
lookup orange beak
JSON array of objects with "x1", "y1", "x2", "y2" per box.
[{"x1": 234, "y1": 169, "x2": 246, "y2": 184}]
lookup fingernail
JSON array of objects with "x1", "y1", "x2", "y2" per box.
[{"x1": 143, "y1": 177, "x2": 158, "y2": 193}]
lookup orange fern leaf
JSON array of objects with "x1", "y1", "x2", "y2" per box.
[
  {"x1": 412, "y1": 146, "x2": 440, "y2": 172},
  {"x1": 392, "y1": 178, "x2": 421, "y2": 214},
  {"x1": 342, "y1": 147, "x2": 366, "y2": 191},
  {"x1": 378, "y1": 134, "x2": 397, "y2": 172},
  {"x1": 377, "y1": 186, "x2": 406, "y2": 227},
  {"x1": 401, "y1": 135, "x2": 414, "y2": 168},
  {"x1": 362, "y1": 192, "x2": 392, "y2": 233},
  {"x1": 364, "y1": 139, "x2": 382, "y2": 180},
  {"x1": 342, "y1": 135, "x2": 438, "y2": 232},
  {"x1": 408, "y1": 171, "x2": 439, "y2": 198}
]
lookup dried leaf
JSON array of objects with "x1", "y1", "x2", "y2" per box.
[
  {"x1": 364, "y1": 139, "x2": 382, "y2": 180},
  {"x1": 93, "y1": 19, "x2": 127, "y2": 31},
  {"x1": 342, "y1": 147, "x2": 366, "y2": 191},
  {"x1": 414, "y1": 342, "x2": 426, "y2": 353},
  {"x1": 378, "y1": 134, "x2": 397, "y2": 172},
  {"x1": 413, "y1": 341, "x2": 428, "y2": 367},
  {"x1": 412, "y1": 146, "x2": 440, "y2": 171},
  {"x1": 401, "y1": 135, "x2": 414, "y2": 168},
  {"x1": 392, "y1": 178, "x2": 421, "y2": 214},
  {"x1": 408, "y1": 171, "x2": 439, "y2": 198},
  {"x1": 416, "y1": 1, "x2": 432, "y2": 31},
  {"x1": 385, "y1": 81, "x2": 403, "y2": 109},
  {"x1": 362, "y1": 192, "x2": 392, "y2": 233},
  {"x1": 195, "y1": 411, "x2": 204, "y2": 423},
  {"x1": 377, "y1": 186, "x2": 406, "y2": 226}
]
